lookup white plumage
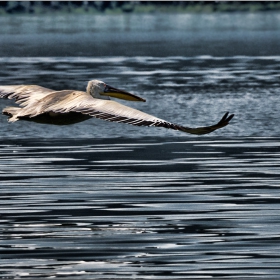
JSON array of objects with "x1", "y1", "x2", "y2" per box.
[{"x1": 0, "y1": 80, "x2": 234, "y2": 134}]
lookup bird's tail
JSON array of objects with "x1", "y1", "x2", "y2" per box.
[{"x1": 2, "y1": 106, "x2": 21, "y2": 122}]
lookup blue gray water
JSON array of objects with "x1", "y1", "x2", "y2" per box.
[
  {"x1": 1, "y1": 12, "x2": 280, "y2": 279},
  {"x1": 1, "y1": 12, "x2": 280, "y2": 57},
  {"x1": 1, "y1": 137, "x2": 280, "y2": 279},
  {"x1": 0, "y1": 56, "x2": 280, "y2": 138}
]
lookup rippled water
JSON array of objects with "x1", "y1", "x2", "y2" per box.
[
  {"x1": 1, "y1": 12, "x2": 280, "y2": 279},
  {"x1": 1, "y1": 56, "x2": 280, "y2": 138},
  {"x1": 1, "y1": 137, "x2": 280, "y2": 279}
]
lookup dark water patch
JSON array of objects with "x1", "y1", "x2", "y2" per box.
[{"x1": 0, "y1": 137, "x2": 280, "y2": 278}]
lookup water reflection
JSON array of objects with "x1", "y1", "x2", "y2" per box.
[
  {"x1": 1, "y1": 11, "x2": 280, "y2": 279},
  {"x1": 1, "y1": 137, "x2": 280, "y2": 278}
]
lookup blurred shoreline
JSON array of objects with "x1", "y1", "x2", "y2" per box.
[{"x1": 1, "y1": 1, "x2": 280, "y2": 15}]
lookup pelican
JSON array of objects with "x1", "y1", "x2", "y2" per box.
[{"x1": 0, "y1": 80, "x2": 234, "y2": 135}]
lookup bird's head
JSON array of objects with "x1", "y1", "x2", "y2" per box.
[{"x1": 86, "y1": 80, "x2": 145, "y2": 102}]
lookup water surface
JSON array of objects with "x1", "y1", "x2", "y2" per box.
[
  {"x1": 0, "y1": 55, "x2": 280, "y2": 138},
  {"x1": 1, "y1": 12, "x2": 280, "y2": 57},
  {"x1": 1, "y1": 12, "x2": 280, "y2": 279},
  {"x1": 1, "y1": 137, "x2": 280, "y2": 279}
]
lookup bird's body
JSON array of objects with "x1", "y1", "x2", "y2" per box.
[
  {"x1": 0, "y1": 80, "x2": 234, "y2": 135},
  {"x1": 2, "y1": 89, "x2": 92, "y2": 125}
]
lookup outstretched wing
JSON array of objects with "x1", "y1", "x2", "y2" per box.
[
  {"x1": 0, "y1": 85, "x2": 55, "y2": 107},
  {"x1": 26, "y1": 91, "x2": 234, "y2": 135}
]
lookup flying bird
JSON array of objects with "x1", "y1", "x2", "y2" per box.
[{"x1": 0, "y1": 80, "x2": 234, "y2": 135}]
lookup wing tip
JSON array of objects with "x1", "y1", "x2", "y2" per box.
[{"x1": 219, "y1": 111, "x2": 234, "y2": 125}]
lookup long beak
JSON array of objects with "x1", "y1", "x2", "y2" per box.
[{"x1": 102, "y1": 84, "x2": 146, "y2": 102}]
